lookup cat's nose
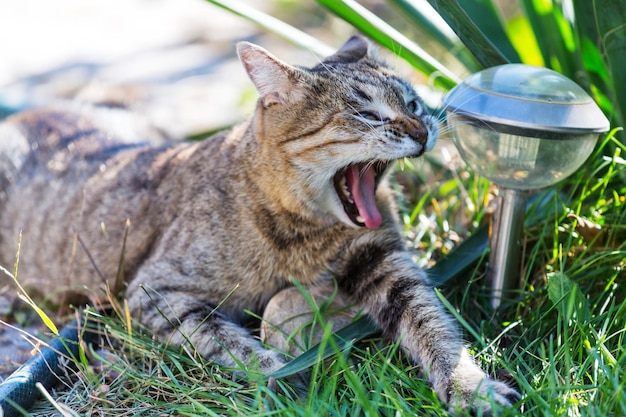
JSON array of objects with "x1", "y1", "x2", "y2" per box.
[{"x1": 406, "y1": 117, "x2": 429, "y2": 145}]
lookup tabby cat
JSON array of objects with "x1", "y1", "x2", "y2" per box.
[{"x1": 0, "y1": 36, "x2": 520, "y2": 412}]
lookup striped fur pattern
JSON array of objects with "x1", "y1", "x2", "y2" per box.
[{"x1": 0, "y1": 36, "x2": 519, "y2": 412}]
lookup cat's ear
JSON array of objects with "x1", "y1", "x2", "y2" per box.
[
  {"x1": 324, "y1": 35, "x2": 370, "y2": 64},
  {"x1": 237, "y1": 42, "x2": 305, "y2": 108}
]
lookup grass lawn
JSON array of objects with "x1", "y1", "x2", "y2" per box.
[
  {"x1": 0, "y1": 0, "x2": 624, "y2": 413},
  {"x1": 4, "y1": 1, "x2": 624, "y2": 414},
  {"x1": 12, "y1": 130, "x2": 624, "y2": 417}
]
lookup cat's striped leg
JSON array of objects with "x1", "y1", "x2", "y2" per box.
[
  {"x1": 126, "y1": 263, "x2": 287, "y2": 376},
  {"x1": 334, "y1": 235, "x2": 521, "y2": 413}
]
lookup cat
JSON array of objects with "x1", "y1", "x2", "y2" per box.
[{"x1": 0, "y1": 35, "x2": 520, "y2": 412}]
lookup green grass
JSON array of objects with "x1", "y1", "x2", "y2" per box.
[
  {"x1": 7, "y1": 1, "x2": 626, "y2": 414},
  {"x1": 17, "y1": 132, "x2": 625, "y2": 416}
]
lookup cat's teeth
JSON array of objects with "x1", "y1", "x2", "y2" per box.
[
  {"x1": 339, "y1": 177, "x2": 347, "y2": 192},
  {"x1": 339, "y1": 177, "x2": 353, "y2": 202},
  {"x1": 356, "y1": 215, "x2": 365, "y2": 224},
  {"x1": 398, "y1": 158, "x2": 405, "y2": 171}
]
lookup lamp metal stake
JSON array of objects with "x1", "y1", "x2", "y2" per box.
[{"x1": 488, "y1": 188, "x2": 527, "y2": 309}]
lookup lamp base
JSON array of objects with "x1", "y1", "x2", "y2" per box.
[{"x1": 488, "y1": 188, "x2": 527, "y2": 309}]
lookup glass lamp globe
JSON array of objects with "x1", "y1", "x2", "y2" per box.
[{"x1": 443, "y1": 64, "x2": 609, "y2": 308}]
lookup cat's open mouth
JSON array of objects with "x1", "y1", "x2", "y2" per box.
[{"x1": 333, "y1": 161, "x2": 389, "y2": 229}]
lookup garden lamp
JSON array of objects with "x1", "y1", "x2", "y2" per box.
[{"x1": 443, "y1": 64, "x2": 609, "y2": 309}]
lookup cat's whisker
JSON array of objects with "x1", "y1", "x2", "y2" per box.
[
  {"x1": 439, "y1": 113, "x2": 503, "y2": 137},
  {"x1": 427, "y1": 85, "x2": 482, "y2": 128},
  {"x1": 430, "y1": 106, "x2": 448, "y2": 124}
]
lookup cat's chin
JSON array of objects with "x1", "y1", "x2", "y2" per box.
[{"x1": 332, "y1": 161, "x2": 390, "y2": 229}]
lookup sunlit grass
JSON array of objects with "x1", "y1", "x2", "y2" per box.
[
  {"x1": 6, "y1": 2, "x2": 626, "y2": 412},
  {"x1": 16, "y1": 128, "x2": 625, "y2": 416}
]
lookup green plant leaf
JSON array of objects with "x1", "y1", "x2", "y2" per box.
[
  {"x1": 520, "y1": 0, "x2": 579, "y2": 75},
  {"x1": 574, "y1": 0, "x2": 626, "y2": 141},
  {"x1": 204, "y1": 0, "x2": 335, "y2": 57},
  {"x1": 579, "y1": 37, "x2": 611, "y2": 101},
  {"x1": 547, "y1": 271, "x2": 575, "y2": 307},
  {"x1": 427, "y1": 224, "x2": 489, "y2": 286},
  {"x1": 317, "y1": 0, "x2": 460, "y2": 90},
  {"x1": 456, "y1": 0, "x2": 521, "y2": 63},
  {"x1": 425, "y1": 0, "x2": 512, "y2": 68},
  {"x1": 268, "y1": 315, "x2": 378, "y2": 378},
  {"x1": 387, "y1": 0, "x2": 481, "y2": 72},
  {"x1": 547, "y1": 271, "x2": 586, "y2": 321},
  {"x1": 504, "y1": 15, "x2": 544, "y2": 66}
]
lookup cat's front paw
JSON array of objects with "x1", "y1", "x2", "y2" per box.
[
  {"x1": 440, "y1": 351, "x2": 520, "y2": 415},
  {"x1": 448, "y1": 375, "x2": 521, "y2": 415}
]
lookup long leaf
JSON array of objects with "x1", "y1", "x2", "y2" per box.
[
  {"x1": 572, "y1": 0, "x2": 616, "y2": 124},
  {"x1": 204, "y1": 0, "x2": 335, "y2": 57},
  {"x1": 502, "y1": 14, "x2": 544, "y2": 66},
  {"x1": 425, "y1": 0, "x2": 511, "y2": 68},
  {"x1": 387, "y1": 0, "x2": 481, "y2": 72},
  {"x1": 596, "y1": 0, "x2": 626, "y2": 141},
  {"x1": 457, "y1": 0, "x2": 521, "y2": 64},
  {"x1": 317, "y1": 0, "x2": 460, "y2": 90},
  {"x1": 573, "y1": 0, "x2": 626, "y2": 142},
  {"x1": 268, "y1": 315, "x2": 378, "y2": 378},
  {"x1": 427, "y1": 224, "x2": 489, "y2": 286},
  {"x1": 520, "y1": 0, "x2": 579, "y2": 76}
]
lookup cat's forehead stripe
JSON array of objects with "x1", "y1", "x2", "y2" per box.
[
  {"x1": 344, "y1": 77, "x2": 414, "y2": 109},
  {"x1": 342, "y1": 71, "x2": 416, "y2": 102},
  {"x1": 352, "y1": 87, "x2": 372, "y2": 102},
  {"x1": 388, "y1": 76, "x2": 416, "y2": 96}
]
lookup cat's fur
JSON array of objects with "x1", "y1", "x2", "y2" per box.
[{"x1": 0, "y1": 36, "x2": 519, "y2": 412}]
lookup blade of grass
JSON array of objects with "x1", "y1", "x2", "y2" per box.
[
  {"x1": 387, "y1": 0, "x2": 481, "y2": 72},
  {"x1": 456, "y1": 0, "x2": 521, "y2": 63},
  {"x1": 317, "y1": 0, "x2": 460, "y2": 90},
  {"x1": 204, "y1": 0, "x2": 335, "y2": 57},
  {"x1": 36, "y1": 383, "x2": 79, "y2": 417},
  {"x1": 577, "y1": 0, "x2": 626, "y2": 141},
  {"x1": 0, "y1": 232, "x2": 58, "y2": 335},
  {"x1": 427, "y1": 224, "x2": 489, "y2": 286},
  {"x1": 268, "y1": 315, "x2": 378, "y2": 379},
  {"x1": 520, "y1": 0, "x2": 579, "y2": 75},
  {"x1": 435, "y1": 288, "x2": 483, "y2": 343},
  {"x1": 425, "y1": 0, "x2": 511, "y2": 68}
]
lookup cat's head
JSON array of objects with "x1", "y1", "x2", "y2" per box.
[{"x1": 237, "y1": 36, "x2": 439, "y2": 230}]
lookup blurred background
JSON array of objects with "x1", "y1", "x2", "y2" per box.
[
  {"x1": 0, "y1": 0, "x2": 474, "y2": 136},
  {"x1": 0, "y1": 0, "x2": 358, "y2": 137}
]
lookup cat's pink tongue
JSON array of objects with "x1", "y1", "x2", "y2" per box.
[{"x1": 347, "y1": 165, "x2": 382, "y2": 229}]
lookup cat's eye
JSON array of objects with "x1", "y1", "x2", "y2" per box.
[
  {"x1": 359, "y1": 111, "x2": 382, "y2": 121},
  {"x1": 357, "y1": 111, "x2": 388, "y2": 124},
  {"x1": 406, "y1": 99, "x2": 421, "y2": 114}
]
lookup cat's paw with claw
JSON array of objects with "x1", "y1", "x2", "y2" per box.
[
  {"x1": 448, "y1": 376, "x2": 521, "y2": 416},
  {"x1": 442, "y1": 353, "x2": 521, "y2": 415},
  {"x1": 444, "y1": 370, "x2": 521, "y2": 416}
]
